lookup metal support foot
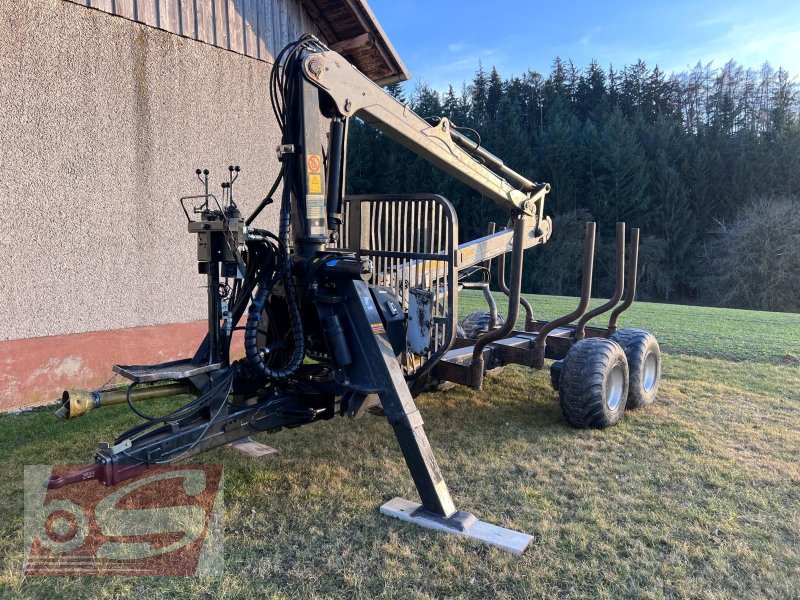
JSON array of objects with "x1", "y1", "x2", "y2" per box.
[
  {"x1": 226, "y1": 437, "x2": 279, "y2": 459},
  {"x1": 380, "y1": 497, "x2": 534, "y2": 554}
]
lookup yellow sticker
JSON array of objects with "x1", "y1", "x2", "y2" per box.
[
  {"x1": 371, "y1": 323, "x2": 386, "y2": 335},
  {"x1": 308, "y1": 174, "x2": 322, "y2": 194}
]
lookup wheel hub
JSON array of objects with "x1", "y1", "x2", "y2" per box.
[
  {"x1": 606, "y1": 364, "x2": 625, "y2": 411},
  {"x1": 643, "y1": 351, "x2": 657, "y2": 392}
]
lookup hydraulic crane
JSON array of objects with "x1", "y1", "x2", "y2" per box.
[{"x1": 53, "y1": 35, "x2": 661, "y2": 552}]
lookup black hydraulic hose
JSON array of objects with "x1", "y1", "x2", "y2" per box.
[
  {"x1": 118, "y1": 369, "x2": 237, "y2": 464},
  {"x1": 244, "y1": 260, "x2": 304, "y2": 379},
  {"x1": 116, "y1": 367, "x2": 236, "y2": 443},
  {"x1": 243, "y1": 36, "x2": 330, "y2": 379},
  {"x1": 246, "y1": 164, "x2": 285, "y2": 226}
]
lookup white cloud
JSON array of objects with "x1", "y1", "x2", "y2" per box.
[
  {"x1": 580, "y1": 26, "x2": 603, "y2": 47},
  {"x1": 411, "y1": 45, "x2": 507, "y2": 91},
  {"x1": 447, "y1": 42, "x2": 467, "y2": 53},
  {"x1": 664, "y1": 18, "x2": 800, "y2": 73}
]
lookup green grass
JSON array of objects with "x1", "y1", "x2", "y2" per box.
[
  {"x1": 0, "y1": 294, "x2": 798, "y2": 599},
  {"x1": 460, "y1": 291, "x2": 800, "y2": 363}
]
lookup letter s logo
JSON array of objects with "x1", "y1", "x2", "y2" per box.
[{"x1": 93, "y1": 469, "x2": 208, "y2": 560}]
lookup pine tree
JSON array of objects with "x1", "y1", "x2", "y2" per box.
[
  {"x1": 538, "y1": 103, "x2": 581, "y2": 210},
  {"x1": 470, "y1": 64, "x2": 489, "y2": 126},
  {"x1": 345, "y1": 52, "x2": 800, "y2": 307},
  {"x1": 385, "y1": 82, "x2": 407, "y2": 103},
  {"x1": 595, "y1": 109, "x2": 650, "y2": 225},
  {"x1": 576, "y1": 60, "x2": 607, "y2": 120},
  {"x1": 486, "y1": 67, "x2": 503, "y2": 121}
]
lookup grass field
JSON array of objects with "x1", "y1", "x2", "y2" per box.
[{"x1": 0, "y1": 293, "x2": 798, "y2": 599}]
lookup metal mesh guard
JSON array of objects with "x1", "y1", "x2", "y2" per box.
[{"x1": 337, "y1": 194, "x2": 459, "y2": 377}]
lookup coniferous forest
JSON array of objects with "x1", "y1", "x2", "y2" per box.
[{"x1": 346, "y1": 60, "x2": 800, "y2": 312}]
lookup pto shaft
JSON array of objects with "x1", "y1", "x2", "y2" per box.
[{"x1": 55, "y1": 382, "x2": 195, "y2": 420}]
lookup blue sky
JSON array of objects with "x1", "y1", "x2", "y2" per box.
[{"x1": 369, "y1": 0, "x2": 800, "y2": 91}]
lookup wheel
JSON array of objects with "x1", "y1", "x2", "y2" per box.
[
  {"x1": 422, "y1": 378, "x2": 457, "y2": 393},
  {"x1": 460, "y1": 311, "x2": 506, "y2": 377},
  {"x1": 461, "y1": 311, "x2": 505, "y2": 339},
  {"x1": 549, "y1": 359, "x2": 563, "y2": 391},
  {"x1": 559, "y1": 338, "x2": 629, "y2": 429},
  {"x1": 422, "y1": 324, "x2": 465, "y2": 393},
  {"x1": 611, "y1": 328, "x2": 661, "y2": 408}
]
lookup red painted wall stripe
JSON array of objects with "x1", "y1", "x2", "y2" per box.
[{"x1": 0, "y1": 321, "x2": 221, "y2": 411}]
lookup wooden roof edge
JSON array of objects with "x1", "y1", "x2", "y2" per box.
[
  {"x1": 349, "y1": 0, "x2": 411, "y2": 84},
  {"x1": 301, "y1": 0, "x2": 411, "y2": 85}
]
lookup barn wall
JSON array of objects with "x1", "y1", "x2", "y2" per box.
[
  {"x1": 0, "y1": 0, "x2": 323, "y2": 342},
  {"x1": 0, "y1": 0, "x2": 320, "y2": 407},
  {"x1": 62, "y1": 0, "x2": 320, "y2": 63}
]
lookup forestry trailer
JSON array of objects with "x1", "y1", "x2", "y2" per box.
[{"x1": 52, "y1": 35, "x2": 662, "y2": 552}]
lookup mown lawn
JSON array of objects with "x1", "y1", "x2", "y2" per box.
[
  {"x1": 0, "y1": 293, "x2": 798, "y2": 599},
  {"x1": 459, "y1": 291, "x2": 800, "y2": 363}
]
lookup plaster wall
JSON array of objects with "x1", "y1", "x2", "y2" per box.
[{"x1": 0, "y1": 0, "x2": 288, "y2": 341}]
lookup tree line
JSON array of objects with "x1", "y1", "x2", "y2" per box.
[{"x1": 346, "y1": 58, "x2": 800, "y2": 312}]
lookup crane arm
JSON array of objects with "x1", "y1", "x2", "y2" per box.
[{"x1": 301, "y1": 50, "x2": 549, "y2": 218}]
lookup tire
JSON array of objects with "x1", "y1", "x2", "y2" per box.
[
  {"x1": 422, "y1": 378, "x2": 457, "y2": 393},
  {"x1": 611, "y1": 328, "x2": 661, "y2": 409},
  {"x1": 559, "y1": 338, "x2": 629, "y2": 429},
  {"x1": 461, "y1": 311, "x2": 505, "y2": 339},
  {"x1": 549, "y1": 360, "x2": 563, "y2": 391},
  {"x1": 423, "y1": 325, "x2": 465, "y2": 393},
  {"x1": 460, "y1": 311, "x2": 506, "y2": 377}
]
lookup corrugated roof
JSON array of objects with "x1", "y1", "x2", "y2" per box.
[{"x1": 63, "y1": 0, "x2": 408, "y2": 84}]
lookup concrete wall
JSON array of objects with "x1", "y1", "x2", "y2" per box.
[{"x1": 0, "y1": 0, "x2": 290, "y2": 342}]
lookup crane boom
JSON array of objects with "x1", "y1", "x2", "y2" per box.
[{"x1": 301, "y1": 50, "x2": 549, "y2": 219}]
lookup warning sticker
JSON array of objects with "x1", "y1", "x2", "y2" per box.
[
  {"x1": 307, "y1": 154, "x2": 322, "y2": 173},
  {"x1": 371, "y1": 323, "x2": 386, "y2": 335},
  {"x1": 308, "y1": 174, "x2": 323, "y2": 194},
  {"x1": 307, "y1": 195, "x2": 325, "y2": 219}
]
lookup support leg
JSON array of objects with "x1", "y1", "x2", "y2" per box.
[
  {"x1": 319, "y1": 279, "x2": 456, "y2": 517},
  {"x1": 318, "y1": 278, "x2": 534, "y2": 552}
]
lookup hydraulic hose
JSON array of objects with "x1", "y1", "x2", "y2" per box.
[{"x1": 244, "y1": 260, "x2": 305, "y2": 379}]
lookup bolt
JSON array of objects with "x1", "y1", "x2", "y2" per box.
[
  {"x1": 344, "y1": 99, "x2": 352, "y2": 112},
  {"x1": 308, "y1": 58, "x2": 322, "y2": 77}
]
